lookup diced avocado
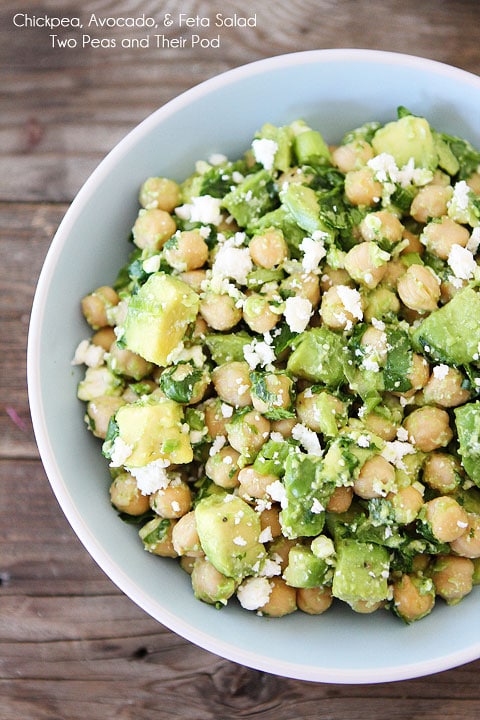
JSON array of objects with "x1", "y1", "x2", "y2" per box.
[
  {"x1": 433, "y1": 131, "x2": 460, "y2": 176},
  {"x1": 287, "y1": 327, "x2": 347, "y2": 387},
  {"x1": 222, "y1": 169, "x2": 277, "y2": 227},
  {"x1": 77, "y1": 366, "x2": 124, "y2": 401},
  {"x1": 205, "y1": 331, "x2": 253, "y2": 364},
  {"x1": 107, "y1": 397, "x2": 193, "y2": 467},
  {"x1": 194, "y1": 493, "x2": 266, "y2": 581},
  {"x1": 454, "y1": 401, "x2": 480, "y2": 487},
  {"x1": 283, "y1": 545, "x2": 332, "y2": 588},
  {"x1": 411, "y1": 286, "x2": 480, "y2": 365},
  {"x1": 253, "y1": 438, "x2": 292, "y2": 477},
  {"x1": 279, "y1": 184, "x2": 325, "y2": 235},
  {"x1": 280, "y1": 453, "x2": 335, "y2": 539},
  {"x1": 123, "y1": 273, "x2": 199, "y2": 366},
  {"x1": 332, "y1": 537, "x2": 390, "y2": 606},
  {"x1": 255, "y1": 122, "x2": 294, "y2": 172},
  {"x1": 372, "y1": 115, "x2": 438, "y2": 170},
  {"x1": 246, "y1": 267, "x2": 285, "y2": 290},
  {"x1": 294, "y1": 129, "x2": 331, "y2": 165}
]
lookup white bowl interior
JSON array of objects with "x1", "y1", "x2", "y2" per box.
[{"x1": 28, "y1": 49, "x2": 480, "y2": 683}]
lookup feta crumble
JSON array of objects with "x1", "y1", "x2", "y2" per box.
[
  {"x1": 129, "y1": 458, "x2": 172, "y2": 495},
  {"x1": 447, "y1": 243, "x2": 477, "y2": 281},
  {"x1": 291, "y1": 423, "x2": 322, "y2": 456},
  {"x1": 251, "y1": 137, "x2": 278, "y2": 171},
  {"x1": 243, "y1": 337, "x2": 276, "y2": 370},
  {"x1": 284, "y1": 295, "x2": 312, "y2": 333},
  {"x1": 71, "y1": 340, "x2": 105, "y2": 368},
  {"x1": 212, "y1": 244, "x2": 253, "y2": 285},
  {"x1": 237, "y1": 576, "x2": 272, "y2": 611}
]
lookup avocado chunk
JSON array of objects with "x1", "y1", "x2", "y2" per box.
[
  {"x1": 279, "y1": 184, "x2": 325, "y2": 235},
  {"x1": 222, "y1": 169, "x2": 277, "y2": 228},
  {"x1": 123, "y1": 272, "x2": 199, "y2": 366},
  {"x1": 411, "y1": 286, "x2": 480, "y2": 365},
  {"x1": 454, "y1": 401, "x2": 480, "y2": 487},
  {"x1": 280, "y1": 453, "x2": 335, "y2": 539},
  {"x1": 332, "y1": 537, "x2": 390, "y2": 606},
  {"x1": 205, "y1": 331, "x2": 253, "y2": 364},
  {"x1": 194, "y1": 493, "x2": 266, "y2": 581},
  {"x1": 372, "y1": 115, "x2": 438, "y2": 170},
  {"x1": 106, "y1": 396, "x2": 193, "y2": 467},
  {"x1": 294, "y1": 129, "x2": 331, "y2": 165},
  {"x1": 287, "y1": 327, "x2": 347, "y2": 386},
  {"x1": 283, "y1": 545, "x2": 332, "y2": 588}
]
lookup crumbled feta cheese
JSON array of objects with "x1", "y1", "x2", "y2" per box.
[
  {"x1": 71, "y1": 339, "x2": 105, "y2": 368},
  {"x1": 269, "y1": 431, "x2": 285, "y2": 443},
  {"x1": 449, "y1": 180, "x2": 471, "y2": 212},
  {"x1": 209, "y1": 435, "x2": 226, "y2": 457},
  {"x1": 212, "y1": 244, "x2": 253, "y2": 285},
  {"x1": 311, "y1": 498, "x2": 325, "y2": 514},
  {"x1": 368, "y1": 153, "x2": 433, "y2": 188},
  {"x1": 129, "y1": 458, "x2": 171, "y2": 495},
  {"x1": 233, "y1": 536, "x2": 247, "y2": 546},
  {"x1": 447, "y1": 243, "x2": 477, "y2": 280},
  {"x1": 142, "y1": 254, "x2": 161, "y2": 274},
  {"x1": 357, "y1": 435, "x2": 371, "y2": 448},
  {"x1": 467, "y1": 227, "x2": 480, "y2": 255},
  {"x1": 259, "y1": 557, "x2": 281, "y2": 577},
  {"x1": 175, "y1": 195, "x2": 223, "y2": 225},
  {"x1": 108, "y1": 437, "x2": 133, "y2": 468},
  {"x1": 237, "y1": 576, "x2": 272, "y2": 611},
  {"x1": 311, "y1": 535, "x2": 335, "y2": 559},
  {"x1": 371, "y1": 317, "x2": 386, "y2": 331},
  {"x1": 381, "y1": 440, "x2": 416, "y2": 471},
  {"x1": 252, "y1": 137, "x2": 278, "y2": 171},
  {"x1": 336, "y1": 285, "x2": 363, "y2": 321},
  {"x1": 208, "y1": 152, "x2": 228, "y2": 166},
  {"x1": 284, "y1": 296, "x2": 312, "y2": 333},
  {"x1": 300, "y1": 235, "x2": 327, "y2": 272},
  {"x1": 266, "y1": 480, "x2": 288, "y2": 508},
  {"x1": 243, "y1": 337, "x2": 276, "y2": 370},
  {"x1": 396, "y1": 426, "x2": 409, "y2": 442},
  {"x1": 433, "y1": 364, "x2": 450, "y2": 381},
  {"x1": 291, "y1": 423, "x2": 322, "y2": 456},
  {"x1": 220, "y1": 403, "x2": 234, "y2": 418},
  {"x1": 258, "y1": 527, "x2": 274, "y2": 544}
]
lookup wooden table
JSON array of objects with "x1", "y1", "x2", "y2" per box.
[{"x1": 3, "y1": 0, "x2": 480, "y2": 716}]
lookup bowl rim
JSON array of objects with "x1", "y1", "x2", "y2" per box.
[{"x1": 27, "y1": 47, "x2": 480, "y2": 684}]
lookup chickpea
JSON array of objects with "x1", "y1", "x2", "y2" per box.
[
  {"x1": 226, "y1": 409, "x2": 270, "y2": 459},
  {"x1": 431, "y1": 555, "x2": 474, "y2": 604},
  {"x1": 270, "y1": 417, "x2": 297, "y2": 438},
  {"x1": 381, "y1": 259, "x2": 407, "y2": 289},
  {"x1": 191, "y1": 315, "x2": 208, "y2": 340},
  {"x1": 108, "y1": 341, "x2": 153, "y2": 380},
  {"x1": 149, "y1": 479, "x2": 192, "y2": 519},
  {"x1": 252, "y1": 373, "x2": 294, "y2": 415},
  {"x1": 109, "y1": 472, "x2": 150, "y2": 516},
  {"x1": 139, "y1": 176, "x2": 180, "y2": 212},
  {"x1": 81, "y1": 285, "x2": 120, "y2": 329},
  {"x1": 91, "y1": 326, "x2": 116, "y2": 352},
  {"x1": 179, "y1": 556, "x2": 196, "y2": 574},
  {"x1": 202, "y1": 398, "x2": 229, "y2": 438},
  {"x1": 359, "y1": 210, "x2": 404, "y2": 249},
  {"x1": 360, "y1": 326, "x2": 389, "y2": 366},
  {"x1": 420, "y1": 216, "x2": 470, "y2": 260},
  {"x1": 139, "y1": 517, "x2": 178, "y2": 557},
  {"x1": 332, "y1": 139, "x2": 374, "y2": 172},
  {"x1": 281, "y1": 271, "x2": 321, "y2": 307},
  {"x1": 177, "y1": 269, "x2": 208, "y2": 292},
  {"x1": 422, "y1": 366, "x2": 471, "y2": 408},
  {"x1": 387, "y1": 485, "x2": 424, "y2": 524},
  {"x1": 86, "y1": 395, "x2": 124, "y2": 439},
  {"x1": 397, "y1": 264, "x2": 440, "y2": 313},
  {"x1": 410, "y1": 185, "x2": 453, "y2": 223},
  {"x1": 344, "y1": 242, "x2": 389, "y2": 289},
  {"x1": 259, "y1": 506, "x2": 282, "y2": 539},
  {"x1": 212, "y1": 361, "x2": 252, "y2": 408},
  {"x1": 164, "y1": 230, "x2": 209, "y2": 271},
  {"x1": 326, "y1": 485, "x2": 353, "y2": 513},
  {"x1": 403, "y1": 406, "x2": 453, "y2": 452},
  {"x1": 242, "y1": 294, "x2": 280, "y2": 334},
  {"x1": 354, "y1": 454, "x2": 396, "y2": 499},
  {"x1": 344, "y1": 167, "x2": 382, "y2": 206},
  {"x1": 258, "y1": 577, "x2": 297, "y2": 617},
  {"x1": 422, "y1": 496, "x2": 469, "y2": 543},
  {"x1": 450, "y1": 513, "x2": 480, "y2": 558},
  {"x1": 349, "y1": 599, "x2": 384, "y2": 614},
  {"x1": 297, "y1": 586, "x2": 333, "y2": 615},
  {"x1": 132, "y1": 208, "x2": 176, "y2": 251},
  {"x1": 249, "y1": 228, "x2": 289, "y2": 268},
  {"x1": 422, "y1": 452, "x2": 462, "y2": 494},
  {"x1": 440, "y1": 277, "x2": 467, "y2": 303},
  {"x1": 191, "y1": 557, "x2": 236, "y2": 605},
  {"x1": 172, "y1": 511, "x2": 204, "y2": 557},
  {"x1": 467, "y1": 171, "x2": 480, "y2": 195},
  {"x1": 392, "y1": 574, "x2": 435, "y2": 623},
  {"x1": 268, "y1": 537, "x2": 298, "y2": 571},
  {"x1": 205, "y1": 445, "x2": 241, "y2": 489},
  {"x1": 320, "y1": 285, "x2": 363, "y2": 330},
  {"x1": 400, "y1": 229, "x2": 424, "y2": 255},
  {"x1": 319, "y1": 266, "x2": 353, "y2": 292},
  {"x1": 393, "y1": 353, "x2": 430, "y2": 398},
  {"x1": 200, "y1": 291, "x2": 243, "y2": 331},
  {"x1": 238, "y1": 466, "x2": 279, "y2": 500},
  {"x1": 296, "y1": 389, "x2": 346, "y2": 435}
]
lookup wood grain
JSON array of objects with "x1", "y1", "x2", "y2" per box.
[{"x1": 3, "y1": 0, "x2": 480, "y2": 716}]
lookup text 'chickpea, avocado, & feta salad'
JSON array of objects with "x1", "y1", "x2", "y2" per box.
[{"x1": 73, "y1": 107, "x2": 480, "y2": 623}]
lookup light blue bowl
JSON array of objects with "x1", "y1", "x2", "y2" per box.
[{"x1": 28, "y1": 49, "x2": 480, "y2": 683}]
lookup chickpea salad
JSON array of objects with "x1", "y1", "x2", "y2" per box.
[{"x1": 74, "y1": 107, "x2": 480, "y2": 623}]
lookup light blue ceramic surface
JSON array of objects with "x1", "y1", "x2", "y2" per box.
[{"x1": 28, "y1": 49, "x2": 480, "y2": 683}]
